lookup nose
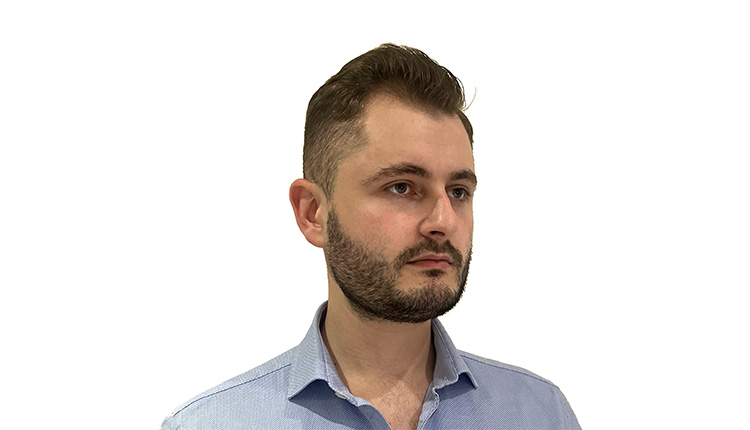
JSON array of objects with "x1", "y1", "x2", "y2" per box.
[{"x1": 418, "y1": 193, "x2": 458, "y2": 241}]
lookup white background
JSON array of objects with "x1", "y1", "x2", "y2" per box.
[{"x1": 1, "y1": 1, "x2": 748, "y2": 429}]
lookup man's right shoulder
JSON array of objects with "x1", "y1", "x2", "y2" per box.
[{"x1": 161, "y1": 347, "x2": 297, "y2": 430}]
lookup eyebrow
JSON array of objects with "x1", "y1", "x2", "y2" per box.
[
  {"x1": 361, "y1": 162, "x2": 477, "y2": 189},
  {"x1": 450, "y1": 169, "x2": 478, "y2": 188}
]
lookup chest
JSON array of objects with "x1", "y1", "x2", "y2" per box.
[{"x1": 354, "y1": 383, "x2": 429, "y2": 430}]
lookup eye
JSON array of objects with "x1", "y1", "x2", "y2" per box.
[
  {"x1": 388, "y1": 182, "x2": 412, "y2": 195},
  {"x1": 450, "y1": 187, "x2": 471, "y2": 200}
]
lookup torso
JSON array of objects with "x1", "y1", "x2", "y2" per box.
[{"x1": 352, "y1": 380, "x2": 429, "y2": 430}]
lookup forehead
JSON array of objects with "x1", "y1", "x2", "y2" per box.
[{"x1": 340, "y1": 94, "x2": 474, "y2": 181}]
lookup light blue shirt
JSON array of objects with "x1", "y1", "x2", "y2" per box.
[{"x1": 162, "y1": 303, "x2": 580, "y2": 429}]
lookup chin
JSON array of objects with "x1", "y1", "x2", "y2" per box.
[{"x1": 401, "y1": 277, "x2": 456, "y2": 293}]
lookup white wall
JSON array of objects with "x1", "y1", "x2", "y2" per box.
[{"x1": 1, "y1": 1, "x2": 748, "y2": 428}]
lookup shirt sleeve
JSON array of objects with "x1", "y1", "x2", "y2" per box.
[
  {"x1": 556, "y1": 387, "x2": 581, "y2": 429},
  {"x1": 160, "y1": 414, "x2": 178, "y2": 430}
]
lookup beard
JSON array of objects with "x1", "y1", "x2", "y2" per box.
[{"x1": 325, "y1": 209, "x2": 471, "y2": 323}]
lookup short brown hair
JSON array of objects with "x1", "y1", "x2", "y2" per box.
[{"x1": 303, "y1": 43, "x2": 473, "y2": 197}]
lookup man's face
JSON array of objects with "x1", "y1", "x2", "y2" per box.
[{"x1": 324, "y1": 93, "x2": 476, "y2": 323}]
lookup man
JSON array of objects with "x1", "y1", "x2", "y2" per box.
[{"x1": 162, "y1": 44, "x2": 580, "y2": 430}]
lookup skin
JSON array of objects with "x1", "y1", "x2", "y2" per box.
[{"x1": 289, "y1": 93, "x2": 476, "y2": 430}]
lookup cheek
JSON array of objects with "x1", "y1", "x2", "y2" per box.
[
  {"x1": 458, "y1": 213, "x2": 474, "y2": 248},
  {"x1": 353, "y1": 206, "x2": 417, "y2": 246}
]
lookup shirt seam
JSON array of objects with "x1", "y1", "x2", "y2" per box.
[
  {"x1": 172, "y1": 363, "x2": 292, "y2": 417},
  {"x1": 460, "y1": 354, "x2": 559, "y2": 388},
  {"x1": 433, "y1": 324, "x2": 458, "y2": 380}
]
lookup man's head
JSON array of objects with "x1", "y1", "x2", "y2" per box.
[
  {"x1": 291, "y1": 44, "x2": 475, "y2": 323},
  {"x1": 303, "y1": 43, "x2": 473, "y2": 198}
]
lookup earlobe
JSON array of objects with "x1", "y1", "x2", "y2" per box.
[{"x1": 289, "y1": 178, "x2": 327, "y2": 248}]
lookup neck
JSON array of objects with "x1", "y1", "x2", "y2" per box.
[{"x1": 322, "y1": 282, "x2": 436, "y2": 391}]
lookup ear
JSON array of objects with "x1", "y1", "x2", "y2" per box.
[{"x1": 289, "y1": 178, "x2": 327, "y2": 248}]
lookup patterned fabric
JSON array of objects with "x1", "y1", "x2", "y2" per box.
[{"x1": 162, "y1": 303, "x2": 580, "y2": 429}]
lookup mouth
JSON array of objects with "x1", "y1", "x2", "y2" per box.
[{"x1": 406, "y1": 254, "x2": 453, "y2": 269}]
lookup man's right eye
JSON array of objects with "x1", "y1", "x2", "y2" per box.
[{"x1": 387, "y1": 183, "x2": 411, "y2": 195}]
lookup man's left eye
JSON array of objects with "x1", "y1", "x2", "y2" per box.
[{"x1": 450, "y1": 188, "x2": 469, "y2": 199}]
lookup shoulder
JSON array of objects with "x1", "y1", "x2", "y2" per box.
[
  {"x1": 459, "y1": 350, "x2": 559, "y2": 388},
  {"x1": 162, "y1": 348, "x2": 297, "y2": 429},
  {"x1": 456, "y1": 350, "x2": 580, "y2": 428}
]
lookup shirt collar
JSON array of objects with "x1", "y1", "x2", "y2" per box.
[
  {"x1": 431, "y1": 317, "x2": 479, "y2": 390},
  {"x1": 287, "y1": 302, "x2": 477, "y2": 400}
]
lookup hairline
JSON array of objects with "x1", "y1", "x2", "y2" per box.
[{"x1": 324, "y1": 91, "x2": 472, "y2": 198}]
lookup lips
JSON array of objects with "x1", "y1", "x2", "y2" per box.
[
  {"x1": 408, "y1": 253, "x2": 453, "y2": 263},
  {"x1": 407, "y1": 253, "x2": 454, "y2": 268}
]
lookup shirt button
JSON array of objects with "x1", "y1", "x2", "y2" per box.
[{"x1": 334, "y1": 392, "x2": 347, "y2": 399}]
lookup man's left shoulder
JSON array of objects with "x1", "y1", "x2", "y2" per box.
[
  {"x1": 459, "y1": 350, "x2": 559, "y2": 388},
  {"x1": 455, "y1": 350, "x2": 580, "y2": 428}
]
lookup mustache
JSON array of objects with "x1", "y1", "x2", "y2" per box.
[{"x1": 393, "y1": 239, "x2": 464, "y2": 270}]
